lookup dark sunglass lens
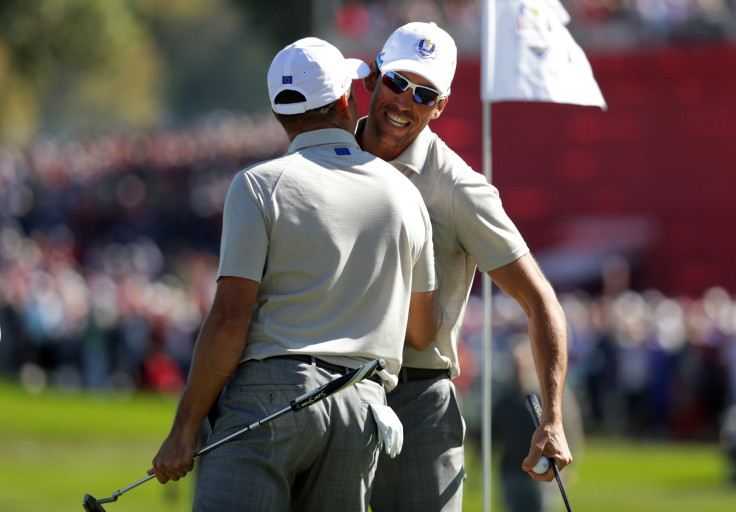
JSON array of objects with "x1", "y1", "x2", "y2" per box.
[
  {"x1": 383, "y1": 73, "x2": 407, "y2": 94},
  {"x1": 414, "y1": 88, "x2": 439, "y2": 105}
]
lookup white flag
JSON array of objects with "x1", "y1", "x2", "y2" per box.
[{"x1": 481, "y1": 0, "x2": 606, "y2": 109}]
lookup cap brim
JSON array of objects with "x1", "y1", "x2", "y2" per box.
[{"x1": 346, "y1": 58, "x2": 371, "y2": 80}]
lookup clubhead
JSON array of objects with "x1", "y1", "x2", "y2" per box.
[{"x1": 83, "y1": 494, "x2": 107, "y2": 512}]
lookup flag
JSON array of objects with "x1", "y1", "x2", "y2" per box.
[{"x1": 481, "y1": 0, "x2": 606, "y2": 109}]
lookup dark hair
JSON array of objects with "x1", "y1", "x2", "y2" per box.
[
  {"x1": 274, "y1": 89, "x2": 336, "y2": 114},
  {"x1": 274, "y1": 90, "x2": 307, "y2": 105}
]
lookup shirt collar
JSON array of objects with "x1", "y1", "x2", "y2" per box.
[
  {"x1": 392, "y1": 125, "x2": 433, "y2": 175},
  {"x1": 289, "y1": 128, "x2": 360, "y2": 153}
]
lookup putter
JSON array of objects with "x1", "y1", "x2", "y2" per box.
[
  {"x1": 83, "y1": 358, "x2": 386, "y2": 511},
  {"x1": 525, "y1": 394, "x2": 573, "y2": 512}
]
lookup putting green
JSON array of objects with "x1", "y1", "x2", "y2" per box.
[{"x1": 1, "y1": 381, "x2": 733, "y2": 512}]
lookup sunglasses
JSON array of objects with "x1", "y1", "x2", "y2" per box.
[{"x1": 381, "y1": 71, "x2": 446, "y2": 106}]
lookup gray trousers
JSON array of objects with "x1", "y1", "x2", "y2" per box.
[
  {"x1": 370, "y1": 375, "x2": 466, "y2": 512},
  {"x1": 194, "y1": 358, "x2": 384, "y2": 512}
]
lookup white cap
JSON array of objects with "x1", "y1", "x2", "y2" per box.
[
  {"x1": 378, "y1": 22, "x2": 457, "y2": 97},
  {"x1": 268, "y1": 37, "x2": 370, "y2": 115}
]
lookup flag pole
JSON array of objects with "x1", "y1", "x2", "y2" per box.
[
  {"x1": 481, "y1": 100, "x2": 493, "y2": 512},
  {"x1": 480, "y1": 0, "x2": 496, "y2": 510}
]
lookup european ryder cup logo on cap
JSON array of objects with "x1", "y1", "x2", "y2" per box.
[
  {"x1": 414, "y1": 39, "x2": 437, "y2": 59},
  {"x1": 282, "y1": 76, "x2": 293, "y2": 84}
]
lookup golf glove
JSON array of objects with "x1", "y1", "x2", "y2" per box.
[{"x1": 369, "y1": 404, "x2": 403, "y2": 458}]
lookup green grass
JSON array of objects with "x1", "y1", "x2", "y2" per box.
[
  {"x1": 1, "y1": 381, "x2": 734, "y2": 512},
  {"x1": 463, "y1": 437, "x2": 736, "y2": 512},
  {"x1": 552, "y1": 439, "x2": 735, "y2": 512},
  {"x1": 0, "y1": 383, "x2": 192, "y2": 512}
]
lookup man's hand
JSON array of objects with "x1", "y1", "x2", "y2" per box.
[
  {"x1": 147, "y1": 431, "x2": 198, "y2": 484},
  {"x1": 146, "y1": 276, "x2": 258, "y2": 485},
  {"x1": 522, "y1": 419, "x2": 572, "y2": 482}
]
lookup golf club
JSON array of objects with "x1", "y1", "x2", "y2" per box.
[
  {"x1": 525, "y1": 393, "x2": 573, "y2": 512},
  {"x1": 83, "y1": 358, "x2": 386, "y2": 511}
]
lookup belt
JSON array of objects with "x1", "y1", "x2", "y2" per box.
[
  {"x1": 399, "y1": 366, "x2": 450, "y2": 383},
  {"x1": 267, "y1": 355, "x2": 383, "y2": 385}
]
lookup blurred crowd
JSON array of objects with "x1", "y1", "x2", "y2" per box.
[
  {"x1": 1, "y1": 114, "x2": 735, "y2": 456},
  {"x1": 459, "y1": 273, "x2": 736, "y2": 443},
  {"x1": 329, "y1": 0, "x2": 736, "y2": 54},
  {"x1": 0, "y1": 112, "x2": 287, "y2": 393}
]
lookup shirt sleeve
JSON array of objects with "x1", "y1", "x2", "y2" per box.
[
  {"x1": 451, "y1": 170, "x2": 529, "y2": 273},
  {"x1": 217, "y1": 171, "x2": 269, "y2": 282},
  {"x1": 411, "y1": 195, "x2": 438, "y2": 293}
]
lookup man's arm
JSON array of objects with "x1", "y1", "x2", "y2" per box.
[
  {"x1": 405, "y1": 289, "x2": 440, "y2": 350},
  {"x1": 148, "y1": 276, "x2": 259, "y2": 484},
  {"x1": 488, "y1": 253, "x2": 572, "y2": 482}
]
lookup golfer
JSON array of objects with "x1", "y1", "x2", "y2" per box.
[
  {"x1": 357, "y1": 22, "x2": 573, "y2": 512},
  {"x1": 149, "y1": 37, "x2": 439, "y2": 512}
]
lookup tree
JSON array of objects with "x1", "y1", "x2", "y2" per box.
[
  {"x1": 0, "y1": 0, "x2": 162, "y2": 145},
  {"x1": 0, "y1": 0, "x2": 317, "y2": 147}
]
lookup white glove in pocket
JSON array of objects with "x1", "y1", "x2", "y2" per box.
[{"x1": 369, "y1": 404, "x2": 404, "y2": 458}]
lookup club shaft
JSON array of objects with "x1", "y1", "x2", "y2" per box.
[
  {"x1": 525, "y1": 394, "x2": 573, "y2": 512},
  {"x1": 195, "y1": 406, "x2": 290, "y2": 457},
  {"x1": 196, "y1": 359, "x2": 383, "y2": 456},
  {"x1": 552, "y1": 463, "x2": 573, "y2": 512},
  {"x1": 94, "y1": 473, "x2": 157, "y2": 504}
]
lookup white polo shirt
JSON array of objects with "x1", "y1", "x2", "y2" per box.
[
  {"x1": 383, "y1": 124, "x2": 529, "y2": 378},
  {"x1": 218, "y1": 128, "x2": 435, "y2": 389}
]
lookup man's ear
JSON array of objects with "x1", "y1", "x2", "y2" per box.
[
  {"x1": 363, "y1": 61, "x2": 379, "y2": 93},
  {"x1": 431, "y1": 96, "x2": 450, "y2": 120},
  {"x1": 336, "y1": 88, "x2": 352, "y2": 118}
]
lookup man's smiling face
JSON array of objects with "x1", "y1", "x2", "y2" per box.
[{"x1": 362, "y1": 64, "x2": 447, "y2": 160}]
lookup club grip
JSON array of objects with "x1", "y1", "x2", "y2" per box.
[
  {"x1": 290, "y1": 359, "x2": 385, "y2": 411},
  {"x1": 525, "y1": 394, "x2": 574, "y2": 512},
  {"x1": 525, "y1": 394, "x2": 543, "y2": 428}
]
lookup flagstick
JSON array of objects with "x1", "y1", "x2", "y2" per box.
[
  {"x1": 481, "y1": 99, "x2": 493, "y2": 512},
  {"x1": 480, "y1": 0, "x2": 496, "y2": 509}
]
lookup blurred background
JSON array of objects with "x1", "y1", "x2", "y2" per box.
[{"x1": 2, "y1": 1, "x2": 736, "y2": 511}]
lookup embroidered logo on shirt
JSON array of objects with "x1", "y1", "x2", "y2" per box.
[{"x1": 334, "y1": 148, "x2": 351, "y2": 155}]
